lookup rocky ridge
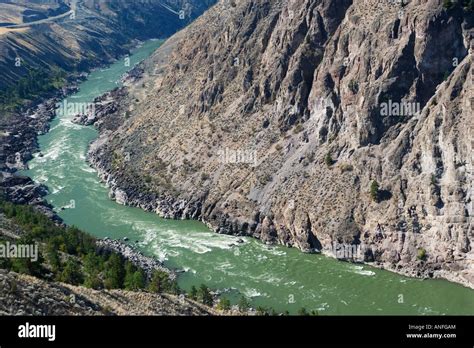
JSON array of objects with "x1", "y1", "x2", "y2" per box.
[{"x1": 1, "y1": 84, "x2": 80, "y2": 220}]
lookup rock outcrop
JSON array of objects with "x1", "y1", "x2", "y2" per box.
[
  {"x1": 96, "y1": 238, "x2": 175, "y2": 281},
  {"x1": 0, "y1": 90, "x2": 77, "y2": 220}
]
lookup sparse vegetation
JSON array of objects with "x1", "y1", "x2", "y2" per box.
[
  {"x1": 348, "y1": 79, "x2": 359, "y2": 94},
  {"x1": 256, "y1": 306, "x2": 270, "y2": 316},
  {"x1": 298, "y1": 307, "x2": 308, "y2": 315},
  {"x1": 444, "y1": 0, "x2": 474, "y2": 11},
  {"x1": 417, "y1": 248, "x2": 427, "y2": 261},
  {"x1": 111, "y1": 152, "x2": 126, "y2": 169},
  {"x1": 183, "y1": 158, "x2": 199, "y2": 174},
  {"x1": 370, "y1": 180, "x2": 380, "y2": 202},
  {"x1": 298, "y1": 307, "x2": 319, "y2": 316},
  {"x1": 259, "y1": 173, "x2": 273, "y2": 186},
  {"x1": 190, "y1": 285, "x2": 198, "y2": 300},
  {"x1": 324, "y1": 153, "x2": 334, "y2": 167},
  {"x1": 293, "y1": 123, "x2": 304, "y2": 134},
  {"x1": 339, "y1": 163, "x2": 354, "y2": 173},
  {"x1": 443, "y1": 0, "x2": 454, "y2": 9},
  {"x1": 464, "y1": 0, "x2": 474, "y2": 10},
  {"x1": 216, "y1": 297, "x2": 231, "y2": 311},
  {"x1": 197, "y1": 284, "x2": 213, "y2": 306},
  {"x1": 144, "y1": 175, "x2": 153, "y2": 184},
  {"x1": 238, "y1": 296, "x2": 250, "y2": 312}
]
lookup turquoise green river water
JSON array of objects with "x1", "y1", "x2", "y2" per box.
[{"x1": 23, "y1": 40, "x2": 474, "y2": 315}]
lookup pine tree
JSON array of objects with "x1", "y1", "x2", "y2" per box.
[
  {"x1": 148, "y1": 270, "x2": 171, "y2": 293},
  {"x1": 46, "y1": 240, "x2": 61, "y2": 273},
  {"x1": 217, "y1": 297, "x2": 231, "y2": 311},
  {"x1": 59, "y1": 259, "x2": 83, "y2": 285},
  {"x1": 198, "y1": 284, "x2": 213, "y2": 306},
  {"x1": 190, "y1": 285, "x2": 198, "y2": 300},
  {"x1": 370, "y1": 180, "x2": 380, "y2": 202},
  {"x1": 238, "y1": 296, "x2": 250, "y2": 312},
  {"x1": 324, "y1": 153, "x2": 334, "y2": 167},
  {"x1": 104, "y1": 254, "x2": 124, "y2": 289}
]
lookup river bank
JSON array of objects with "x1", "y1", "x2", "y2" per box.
[
  {"x1": 89, "y1": 140, "x2": 474, "y2": 291},
  {"x1": 82, "y1": 53, "x2": 474, "y2": 292},
  {"x1": 20, "y1": 40, "x2": 474, "y2": 315},
  {"x1": 0, "y1": 38, "x2": 150, "y2": 221},
  {"x1": 0, "y1": 41, "x2": 180, "y2": 279},
  {"x1": 1, "y1": 80, "x2": 83, "y2": 221},
  {"x1": 96, "y1": 238, "x2": 175, "y2": 281}
]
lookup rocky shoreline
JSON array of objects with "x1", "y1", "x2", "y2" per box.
[
  {"x1": 84, "y1": 86, "x2": 474, "y2": 290},
  {"x1": 0, "y1": 80, "x2": 83, "y2": 221},
  {"x1": 82, "y1": 0, "x2": 474, "y2": 292},
  {"x1": 321, "y1": 249, "x2": 474, "y2": 291},
  {"x1": 0, "y1": 51, "x2": 180, "y2": 283},
  {"x1": 96, "y1": 238, "x2": 175, "y2": 281},
  {"x1": 0, "y1": 40, "x2": 143, "y2": 219},
  {"x1": 87, "y1": 137, "x2": 474, "y2": 291}
]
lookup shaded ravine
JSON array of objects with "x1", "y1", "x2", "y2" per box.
[{"x1": 23, "y1": 40, "x2": 474, "y2": 315}]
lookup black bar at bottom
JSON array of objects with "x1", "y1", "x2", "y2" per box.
[{"x1": 0, "y1": 316, "x2": 472, "y2": 346}]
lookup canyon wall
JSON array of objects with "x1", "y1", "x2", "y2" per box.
[{"x1": 88, "y1": 0, "x2": 472, "y2": 286}]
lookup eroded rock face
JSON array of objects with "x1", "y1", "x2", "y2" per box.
[{"x1": 90, "y1": 0, "x2": 474, "y2": 287}]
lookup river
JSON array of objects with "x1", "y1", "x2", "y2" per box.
[{"x1": 22, "y1": 39, "x2": 474, "y2": 315}]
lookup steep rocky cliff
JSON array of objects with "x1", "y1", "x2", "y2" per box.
[{"x1": 90, "y1": 0, "x2": 474, "y2": 287}]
